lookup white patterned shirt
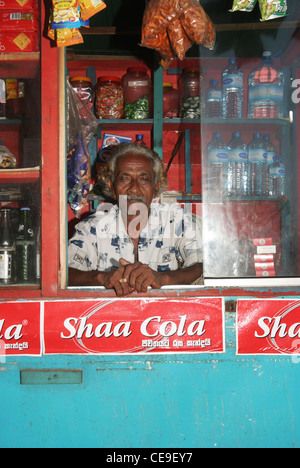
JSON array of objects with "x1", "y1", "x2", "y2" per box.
[{"x1": 68, "y1": 202, "x2": 203, "y2": 273}]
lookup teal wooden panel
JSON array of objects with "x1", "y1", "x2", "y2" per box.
[{"x1": 0, "y1": 310, "x2": 299, "y2": 448}]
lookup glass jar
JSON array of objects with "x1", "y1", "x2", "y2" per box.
[
  {"x1": 70, "y1": 76, "x2": 94, "y2": 110},
  {"x1": 163, "y1": 83, "x2": 179, "y2": 118},
  {"x1": 95, "y1": 76, "x2": 124, "y2": 119},
  {"x1": 179, "y1": 68, "x2": 201, "y2": 119},
  {"x1": 122, "y1": 67, "x2": 152, "y2": 119}
]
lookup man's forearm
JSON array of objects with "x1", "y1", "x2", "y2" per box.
[
  {"x1": 159, "y1": 263, "x2": 203, "y2": 287},
  {"x1": 68, "y1": 267, "x2": 106, "y2": 287}
]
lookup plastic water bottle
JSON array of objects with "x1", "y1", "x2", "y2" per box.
[
  {"x1": 135, "y1": 134, "x2": 147, "y2": 147},
  {"x1": 248, "y1": 133, "x2": 268, "y2": 196},
  {"x1": 269, "y1": 156, "x2": 286, "y2": 197},
  {"x1": 228, "y1": 132, "x2": 249, "y2": 197},
  {"x1": 247, "y1": 51, "x2": 284, "y2": 119},
  {"x1": 206, "y1": 79, "x2": 222, "y2": 118},
  {"x1": 263, "y1": 134, "x2": 276, "y2": 193},
  {"x1": 207, "y1": 132, "x2": 230, "y2": 198},
  {"x1": 222, "y1": 58, "x2": 243, "y2": 119}
]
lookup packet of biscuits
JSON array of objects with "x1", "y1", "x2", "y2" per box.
[
  {"x1": 258, "y1": 0, "x2": 287, "y2": 21},
  {"x1": 231, "y1": 0, "x2": 257, "y2": 12}
]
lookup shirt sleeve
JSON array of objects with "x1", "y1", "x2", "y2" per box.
[
  {"x1": 68, "y1": 216, "x2": 98, "y2": 271},
  {"x1": 175, "y1": 211, "x2": 203, "y2": 268}
]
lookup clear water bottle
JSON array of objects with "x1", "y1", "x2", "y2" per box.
[
  {"x1": 135, "y1": 134, "x2": 147, "y2": 147},
  {"x1": 269, "y1": 156, "x2": 286, "y2": 197},
  {"x1": 228, "y1": 132, "x2": 249, "y2": 197},
  {"x1": 263, "y1": 134, "x2": 276, "y2": 193},
  {"x1": 248, "y1": 51, "x2": 284, "y2": 119},
  {"x1": 0, "y1": 208, "x2": 16, "y2": 284},
  {"x1": 206, "y1": 79, "x2": 222, "y2": 118},
  {"x1": 16, "y1": 207, "x2": 35, "y2": 283},
  {"x1": 248, "y1": 133, "x2": 268, "y2": 197},
  {"x1": 222, "y1": 58, "x2": 243, "y2": 119},
  {"x1": 207, "y1": 132, "x2": 230, "y2": 199}
]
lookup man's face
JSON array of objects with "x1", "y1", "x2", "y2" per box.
[{"x1": 109, "y1": 153, "x2": 161, "y2": 216}]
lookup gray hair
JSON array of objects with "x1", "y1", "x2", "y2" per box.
[{"x1": 99, "y1": 143, "x2": 168, "y2": 197}]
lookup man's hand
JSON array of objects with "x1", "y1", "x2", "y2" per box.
[{"x1": 119, "y1": 258, "x2": 162, "y2": 294}]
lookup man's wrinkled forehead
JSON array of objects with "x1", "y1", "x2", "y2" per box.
[{"x1": 114, "y1": 152, "x2": 155, "y2": 177}]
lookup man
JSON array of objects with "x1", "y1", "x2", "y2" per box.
[{"x1": 68, "y1": 143, "x2": 203, "y2": 296}]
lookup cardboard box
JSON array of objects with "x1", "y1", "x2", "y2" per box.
[
  {"x1": 0, "y1": 0, "x2": 38, "y2": 10},
  {"x1": 0, "y1": 10, "x2": 39, "y2": 31},
  {"x1": 0, "y1": 30, "x2": 39, "y2": 52}
]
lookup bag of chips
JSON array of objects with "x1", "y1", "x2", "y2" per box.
[
  {"x1": 258, "y1": 0, "x2": 287, "y2": 21},
  {"x1": 167, "y1": 17, "x2": 192, "y2": 61},
  {"x1": 179, "y1": 0, "x2": 216, "y2": 50},
  {"x1": 231, "y1": 0, "x2": 258, "y2": 12}
]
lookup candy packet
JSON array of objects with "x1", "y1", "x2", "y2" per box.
[
  {"x1": 79, "y1": 0, "x2": 106, "y2": 21},
  {"x1": 258, "y1": 0, "x2": 287, "y2": 21},
  {"x1": 231, "y1": 0, "x2": 258, "y2": 12},
  {"x1": 51, "y1": 0, "x2": 81, "y2": 29}
]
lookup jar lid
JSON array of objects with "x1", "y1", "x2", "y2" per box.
[
  {"x1": 70, "y1": 76, "x2": 92, "y2": 83},
  {"x1": 127, "y1": 67, "x2": 147, "y2": 74},
  {"x1": 98, "y1": 76, "x2": 122, "y2": 83}
]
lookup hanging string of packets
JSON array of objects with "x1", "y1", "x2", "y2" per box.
[
  {"x1": 231, "y1": 0, "x2": 288, "y2": 21},
  {"x1": 47, "y1": 0, "x2": 107, "y2": 47}
]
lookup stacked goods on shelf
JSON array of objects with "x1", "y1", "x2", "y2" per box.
[
  {"x1": 206, "y1": 131, "x2": 286, "y2": 199},
  {"x1": 253, "y1": 238, "x2": 277, "y2": 277},
  {"x1": 205, "y1": 53, "x2": 285, "y2": 120},
  {"x1": 0, "y1": 0, "x2": 39, "y2": 53}
]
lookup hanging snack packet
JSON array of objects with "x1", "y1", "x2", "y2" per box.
[
  {"x1": 167, "y1": 17, "x2": 192, "y2": 61},
  {"x1": 79, "y1": 0, "x2": 106, "y2": 21},
  {"x1": 179, "y1": 0, "x2": 216, "y2": 51},
  {"x1": 56, "y1": 28, "x2": 84, "y2": 47},
  {"x1": 258, "y1": 0, "x2": 287, "y2": 21},
  {"x1": 52, "y1": 0, "x2": 81, "y2": 29},
  {"x1": 141, "y1": 0, "x2": 181, "y2": 45},
  {"x1": 231, "y1": 0, "x2": 258, "y2": 12}
]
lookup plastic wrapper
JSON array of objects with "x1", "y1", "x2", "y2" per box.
[
  {"x1": 51, "y1": 0, "x2": 81, "y2": 29},
  {"x1": 141, "y1": 0, "x2": 180, "y2": 44},
  {"x1": 0, "y1": 144, "x2": 16, "y2": 168},
  {"x1": 167, "y1": 17, "x2": 192, "y2": 61},
  {"x1": 141, "y1": 0, "x2": 215, "y2": 67},
  {"x1": 67, "y1": 80, "x2": 98, "y2": 217},
  {"x1": 231, "y1": 0, "x2": 258, "y2": 12},
  {"x1": 79, "y1": 0, "x2": 106, "y2": 21},
  {"x1": 258, "y1": 0, "x2": 287, "y2": 21},
  {"x1": 179, "y1": 0, "x2": 216, "y2": 50}
]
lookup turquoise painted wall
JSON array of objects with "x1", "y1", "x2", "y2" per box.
[{"x1": 0, "y1": 311, "x2": 299, "y2": 448}]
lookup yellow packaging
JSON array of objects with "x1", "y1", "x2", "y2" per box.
[
  {"x1": 79, "y1": 0, "x2": 106, "y2": 21},
  {"x1": 56, "y1": 27, "x2": 83, "y2": 47}
]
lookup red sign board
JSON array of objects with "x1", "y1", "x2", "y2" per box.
[
  {"x1": 0, "y1": 301, "x2": 42, "y2": 356},
  {"x1": 237, "y1": 299, "x2": 300, "y2": 355},
  {"x1": 44, "y1": 298, "x2": 225, "y2": 355}
]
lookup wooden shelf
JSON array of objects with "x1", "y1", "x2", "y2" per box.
[
  {"x1": 0, "y1": 167, "x2": 40, "y2": 184},
  {"x1": 98, "y1": 119, "x2": 153, "y2": 131}
]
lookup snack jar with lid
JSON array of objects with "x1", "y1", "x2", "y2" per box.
[
  {"x1": 122, "y1": 67, "x2": 152, "y2": 119},
  {"x1": 179, "y1": 68, "x2": 201, "y2": 119},
  {"x1": 95, "y1": 76, "x2": 124, "y2": 119},
  {"x1": 70, "y1": 76, "x2": 94, "y2": 110},
  {"x1": 163, "y1": 83, "x2": 179, "y2": 118}
]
